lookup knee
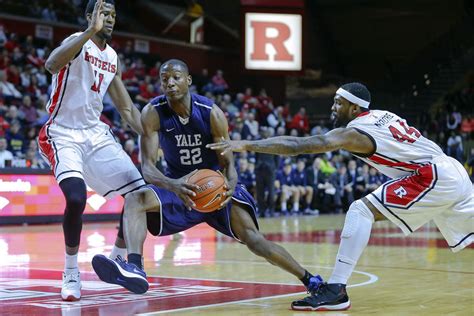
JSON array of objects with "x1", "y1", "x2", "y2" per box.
[
  {"x1": 124, "y1": 188, "x2": 156, "y2": 214},
  {"x1": 341, "y1": 200, "x2": 375, "y2": 238},
  {"x1": 65, "y1": 192, "x2": 86, "y2": 211}
]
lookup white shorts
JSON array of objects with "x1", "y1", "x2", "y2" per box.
[
  {"x1": 367, "y1": 156, "x2": 473, "y2": 252},
  {"x1": 38, "y1": 122, "x2": 145, "y2": 198}
]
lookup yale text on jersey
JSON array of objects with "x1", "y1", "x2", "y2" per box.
[{"x1": 175, "y1": 134, "x2": 202, "y2": 147}]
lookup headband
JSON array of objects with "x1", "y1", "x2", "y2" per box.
[{"x1": 336, "y1": 88, "x2": 370, "y2": 108}]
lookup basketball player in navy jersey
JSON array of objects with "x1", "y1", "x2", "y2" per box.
[{"x1": 92, "y1": 59, "x2": 322, "y2": 294}]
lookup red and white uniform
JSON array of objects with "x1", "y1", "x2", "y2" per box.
[
  {"x1": 348, "y1": 110, "x2": 473, "y2": 252},
  {"x1": 39, "y1": 32, "x2": 144, "y2": 197}
]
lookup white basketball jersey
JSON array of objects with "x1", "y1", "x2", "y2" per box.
[
  {"x1": 46, "y1": 32, "x2": 118, "y2": 129},
  {"x1": 347, "y1": 110, "x2": 444, "y2": 179}
]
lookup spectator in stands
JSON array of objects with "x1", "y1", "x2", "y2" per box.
[
  {"x1": 237, "y1": 157, "x2": 255, "y2": 195},
  {"x1": 446, "y1": 131, "x2": 464, "y2": 163},
  {"x1": 19, "y1": 95, "x2": 38, "y2": 126},
  {"x1": 332, "y1": 165, "x2": 354, "y2": 213},
  {"x1": 42, "y1": 3, "x2": 58, "y2": 22},
  {"x1": 255, "y1": 127, "x2": 279, "y2": 217},
  {"x1": 0, "y1": 69, "x2": 22, "y2": 102},
  {"x1": 210, "y1": 69, "x2": 228, "y2": 94},
  {"x1": 292, "y1": 158, "x2": 317, "y2": 215},
  {"x1": 366, "y1": 167, "x2": 382, "y2": 192},
  {"x1": 306, "y1": 157, "x2": 326, "y2": 212},
  {"x1": 446, "y1": 104, "x2": 462, "y2": 131},
  {"x1": 25, "y1": 147, "x2": 48, "y2": 169},
  {"x1": 289, "y1": 107, "x2": 309, "y2": 135},
  {"x1": 241, "y1": 112, "x2": 259, "y2": 140},
  {"x1": 0, "y1": 137, "x2": 13, "y2": 167},
  {"x1": 5, "y1": 121, "x2": 25, "y2": 157},
  {"x1": 276, "y1": 160, "x2": 300, "y2": 215},
  {"x1": 0, "y1": 25, "x2": 7, "y2": 48},
  {"x1": 347, "y1": 160, "x2": 364, "y2": 199}
]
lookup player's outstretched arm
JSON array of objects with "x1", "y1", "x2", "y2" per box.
[
  {"x1": 207, "y1": 128, "x2": 375, "y2": 157},
  {"x1": 45, "y1": 0, "x2": 105, "y2": 74},
  {"x1": 108, "y1": 59, "x2": 143, "y2": 135},
  {"x1": 210, "y1": 105, "x2": 238, "y2": 207},
  {"x1": 140, "y1": 104, "x2": 198, "y2": 209}
]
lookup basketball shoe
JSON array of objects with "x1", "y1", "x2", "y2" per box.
[
  {"x1": 61, "y1": 270, "x2": 81, "y2": 301},
  {"x1": 92, "y1": 254, "x2": 148, "y2": 294},
  {"x1": 291, "y1": 283, "x2": 350, "y2": 311}
]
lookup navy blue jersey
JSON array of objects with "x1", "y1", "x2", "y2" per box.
[
  {"x1": 291, "y1": 169, "x2": 307, "y2": 186},
  {"x1": 277, "y1": 170, "x2": 293, "y2": 186},
  {"x1": 150, "y1": 94, "x2": 220, "y2": 178}
]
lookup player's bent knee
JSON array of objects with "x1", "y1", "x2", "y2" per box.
[
  {"x1": 124, "y1": 188, "x2": 158, "y2": 214},
  {"x1": 341, "y1": 200, "x2": 375, "y2": 238}
]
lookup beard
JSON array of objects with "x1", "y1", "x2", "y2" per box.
[{"x1": 331, "y1": 112, "x2": 348, "y2": 128}]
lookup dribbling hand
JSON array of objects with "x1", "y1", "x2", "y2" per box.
[{"x1": 216, "y1": 170, "x2": 234, "y2": 208}]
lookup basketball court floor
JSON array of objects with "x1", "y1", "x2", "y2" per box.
[{"x1": 1, "y1": 214, "x2": 473, "y2": 315}]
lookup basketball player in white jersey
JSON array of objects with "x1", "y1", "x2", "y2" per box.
[
  {"x1": 39, "y1": 0, "x2": 145, "y2": 301},
  {"x1": 208, "y1": 82, "x2": 473, "y2": 311}
]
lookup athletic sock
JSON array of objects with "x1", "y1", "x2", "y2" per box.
[
  {"x1": 328, "y1": 200, "x2": 374, "y2": 285},
  {"x1": 110, "y1": 245, "x2": 127, "y2": 260},
  {"x1": 299, "y1": 270, "x2": 313, "y2": 287},
  {"x1": 65, "y1": 253, "x2": 78, "y2": 272},
  {"x1": 128, "y1": 253, "x2": 143, "y2": 270},
  {"x1": 293, "y1": 202, "x2": 299, "y2": 212}
]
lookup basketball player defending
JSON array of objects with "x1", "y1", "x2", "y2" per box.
[
  {"x1": 91, "y1": 59, "x2": 322, "y2": 294},
  {"x1": 39, "y1": 0, "x2": 145, "y2": 301},
  {"x1": 208, "y1": 82, "x2": 473, "y2": 311}
]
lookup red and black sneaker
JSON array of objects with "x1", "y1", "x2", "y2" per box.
[{"x1": 291, "y1": 283, "x2": 351, "y2": 311}]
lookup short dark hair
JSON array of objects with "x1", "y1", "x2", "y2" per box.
[
  {"x1": 85, "y1": 0, "x2": 115, "y2": 16},
  {"x1": 340, "y1": 82, "x2": 371, "y2": 104},
  {"x1": 160, "y1": 59, "x2": 189, "y2": 74}
]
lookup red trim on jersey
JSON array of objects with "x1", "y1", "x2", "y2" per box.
[
  {"x1": 48, "y1": 66, "x2": 67, "y2": 115},
  {"x1": 356, "y1": 111, "x2": 370, "y2": 118},
  {"x1": 38, "y1": 125, "x2": 56, "y2": 173},
  {"x1": 369, "y1": 153, "x2": 422, "y2": 171}
]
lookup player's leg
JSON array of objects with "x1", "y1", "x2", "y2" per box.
[
  {"x1": 92, "y1": 187, "x2": 159, "y2": 294},
  {"x1": 59, "y1": 176, "x2": 87, "y2": 301},
  {"x1": 39, "y1": 126, "x2": 89, "y2": 301},
  {"x1": 291, "y1": 185, "x2": 300, "y2": 213},
  {"x1": 229, "y1": 201, "x2": 322, "y2": 290},
  {"x1": 291, "y1": 197, "x2": 384, "y2": 311},
  {"x1": 82, "y1": 133, "x2": 145, "y2": 259}
]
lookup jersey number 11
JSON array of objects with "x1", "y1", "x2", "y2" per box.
[{"x1": 91, "y1": 70, "x2": 104, "y2": 93}]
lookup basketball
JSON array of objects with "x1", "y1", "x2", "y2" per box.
[{"x1": 188, "y1": 169, "x2": 227, "y2": 212}]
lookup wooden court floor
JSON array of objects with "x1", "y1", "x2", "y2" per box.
[{"x1": 0, "y1": 214, "x2": 473, "y2": 315}]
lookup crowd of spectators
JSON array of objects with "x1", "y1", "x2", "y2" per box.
[{"x1": 0, "y1": 27, "x2": 472, "y2": 217}]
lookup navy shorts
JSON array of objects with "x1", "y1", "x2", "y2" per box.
[{"x1": 146, "y1": 183, "x2": 259, "y2": 241}]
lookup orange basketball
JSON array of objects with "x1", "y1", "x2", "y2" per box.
[{"x1": 188, "y1": 169, "x2": 227, "y2": 213}]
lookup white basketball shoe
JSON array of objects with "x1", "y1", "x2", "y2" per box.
[{"x1": 61, "y1": 270, "x2": 81, "y2": 301}]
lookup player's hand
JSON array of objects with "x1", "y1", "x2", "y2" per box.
[
  {"x1": 206, "y1": 139, "x2": 247, "y2": 155},
  {"x1": 88, "y1": 0, "x2": 105, "y2": 34},
  {"x1": 170, "y1": 169, "x2": 200, "y2": 210},
  {"x1": 216, "y1": 170, "x2": 234, "y2": 208}
]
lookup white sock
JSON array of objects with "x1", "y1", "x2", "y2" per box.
[
  {"x1": 65, "y1": 253, "x2": 78, "y2": 272},
  {"x1": 110, "y1": 245, "x2": 127, "y2": 260},
  {"x1": 328, "y1": 200, "x2": 374, "y2": 284},
  {"x1": 293, "y1": 202, "x2": 299, "y2": 211},
  {"x1": 281, "y1": 202, "x2": 287, "y2": 211}
]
